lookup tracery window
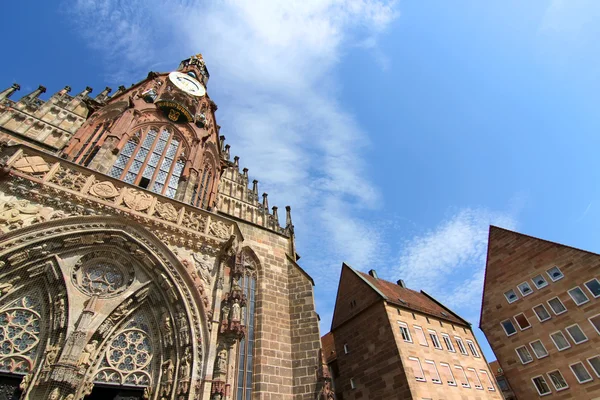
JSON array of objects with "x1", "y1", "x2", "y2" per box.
[
  {"x1": 94, "y1": 312, "x2": 154, "y2": 387},
  {"x1": 109, "y1": 127, "x2": 186, "y2": 199},
  {"x1": 190, "y1": 164, "x2": 213, "y2": 209},
  {"x1": 0, "y1": 294, "x2": 42, "y2": 374},
  {"x1": 236, "y1": 268, "x2": 256, "y2": 400}
]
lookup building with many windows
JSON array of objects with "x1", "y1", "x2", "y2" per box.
[
  {"x1": 481, "y1": 226, "x2": 600, "y2": 399},
  {"x1": 322, "y1": 263, "x2": 501, "y2": 399},
  {"x1": 0, "y1": 55, "x2": 322, "y2": 399}
]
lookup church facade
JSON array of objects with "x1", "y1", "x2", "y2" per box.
[{"x1": 0, "y1": 55, "x2": 323, "y2": 400}]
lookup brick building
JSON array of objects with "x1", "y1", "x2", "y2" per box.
[
  {"x1": 481, "y1": 226, "x2": 600, "y2": 399},
  {"x1": 0, "y1": 55, "x2": 322, "y2": 399},
  {"x1": 322, "y1": 263, "x2": 502, "y2": 400}
]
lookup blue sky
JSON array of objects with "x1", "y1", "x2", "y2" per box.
[{"x1": 3, "y1": 0, "x2": 600, "y2": 360}]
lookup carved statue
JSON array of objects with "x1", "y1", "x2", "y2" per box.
[
  {"x1": 231, "y1": 298, "x2": 241, "y2": 321},
  {"x1": 54, "y1": 297, "x2": 66, "y2": 330},
  {"x1": 44, "y1": 345, "x2": 60, "y2": 369},
  {"x1": 48, "y1": 387, "x2": 60, "y2": 400},
  {"x1": 110, "y1": 299, "x2": 133, "y2": 322},
  {"x1": 216, "y1": 347, "x2": 227, "y2": 372},
  {"x1": 178, "y1": 348, "x2": 192, "y2": 394},
  {"x1": 177, "y1": 310, "x2": 190, "y2": 345},
  {"x1": 221, "y1": 304, "x2": 230, "y2": 323},
  {"x1": 64, "y1": 394, "x2": 75, "y2": 400},
  {"x1": 19, "y1": 373, "x2": 31, "y2": 391},
  {"x1": 192, "y1": 253, "x2": 214, "y2": 285},
  {"x1": 81, "y1": 380, "x2": 94, "y2": 397},
  {"x1": 161, "y1": 359, "x2": 175, "y2": 396},
  {"x1": 77, "y1": 340, "x2": 98, "y2": 367}
]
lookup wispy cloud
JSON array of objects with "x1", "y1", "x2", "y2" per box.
[
  {"x1": 67, "y1": 0, "x2": 399, "y2": 328},
  {"x1": 385, "y1": 208, "x2": 518, "y2": 323}
]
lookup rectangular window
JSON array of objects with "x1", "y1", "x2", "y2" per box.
[
  {"x1": 466, "y1": 340, "x2": 480, "y2": 357},
  {"x1": 439, "y1": 363, "x2": 456, "y2": 386},
  {"x1": 532, "y1": 375, "x2": 551, "y2": 395},
  {"x1": 550, "y1": 331, "x2": 571, "y2": 351},
  {"x1": 454, "y1": 366, "x2": 470, "y2": 388},
  {"x1": 517, "y1": 281, "x2": 533, "y2": 296},
  {"x1": 467, "y1": 368, "x2": 483, "y2": 390},
  {"x1": 428, "y1": 330, "x2": 442, "y2": 349},
  {"x1": 529, "y1": 340, "x2": 548, "y2": 359},
  {"x1": 501, "y1": 319, "x2": 517, "y2": 336},
  {"x1": 504, "y1": 289, "x2": 518, "y2": 303},
  {"x1": 547, "y1": 370, "x2": 569, "y2": 391},
  {"x1": 424, "y1": 360, "x2": 441, "y2": 384},
  {"x1": 570, "y1": 362, "x2": 593, "y2": 383},
  {"x1": 455, "y1": 337, "x2": 468, "y2": 354},
  {"x1": 414, "y1": 326, "x2": 428, "y2": 346},
  {"x1": 343, "y1": 343, "x2": 349, "y2": 354},
  {"x1": 568, "y1": 286, "x2": 590, "y2": 306},
  {"x1": 546, "y1": 266, "x2": 564, "y2": 282},
  {"x1": 533, "y1": 304, "x2": 551, "y2": 322},
  {"x1": 479, "y1": 370, "x2": 495, "y2": 391},
  {"x1": 399, "y1": 322, "x2": 412, "y2": 342},
  {"x1": 566, "y1": 324, "x2": 588, "y2": 344},
  {"x1": 590, "y1": 314, "x2": 600, "y2": 335},
  {"x1": 532, "y1": 274, "x2": 548, "y2": 289},
  {"x1": 588, "y1": 355, "x2": 600, "y2": 378},
  {"x1": 585, "y1": 278, "x2": 600, "y2": 298},
  {"x1": 514, "y1": 313, "x2": 531, "y2": 330},
  {"x1": 515, "y1": 345, "x2": 533, "y2": 364},
  {"x1": 441, "y1": 334, "x2": 455, "y2": 352},
  {"x1": 408, "y1": 357, "x2": 426, "y2": 382},
  {"x1": 547, "y1": 297, "x2": 567, "y2": 315}
]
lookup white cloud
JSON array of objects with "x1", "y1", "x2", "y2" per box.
[
  {"x1": 386, "y1": 208, "x2": 517, "y2": 323},
  {"x1": 68, "y1": 0, "x2": 399, "y2": 324}
]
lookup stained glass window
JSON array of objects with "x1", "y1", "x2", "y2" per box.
[
  {"x1": 236, "y1": 271, "x2": 256, "y2": 400},
  {"x1": 109, "y1": 128, "x2": 185, "y2": 199}
]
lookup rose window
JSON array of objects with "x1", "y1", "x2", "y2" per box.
[
  {"x1": 0, "y1": 295, "x2": 42, "y2": 373},
  {"x1": 72, "y1": 254, "x2": 134, "y2": 298}
]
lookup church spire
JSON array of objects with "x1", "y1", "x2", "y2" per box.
[
  {"x1": 0, "y1": 83, "x2": 20, "y2": 101},
  {"x1": 178, "y1": 54, "x2": 210, "y2": 86}
]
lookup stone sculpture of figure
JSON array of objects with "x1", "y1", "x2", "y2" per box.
[
  {"x1": 216, "y1": 347, "x2": 227, "y2": 372},
  {"x1": 161, "y1": 359, "x2": 175, "y2": 396},
  {"x1": 163, "y1": 313, "x2": 174, "y2": 347},
  {"x1": 231, "y1": 298, "x2": 241, "y2": 321},
  {"x1": 192, "y1": 253, "x2": 214, "y2": 285},
  {"x1": 19, "y1": 373, "x2": 31, "y2": 391},
  {"x1": 110, "y1": 299, "x2": 132, "y2": 322},
  {"x1": 54, "y1": 297, "x2": 66, "y2": 330},
  {"x1": 177, "y1": 310, "x2": 190, "y2": 345},
  {"x1": 44, "y1": 345, "x2": 60, "y2": 369},
  {"x1": 221, "y1": 304, "x2": 230, "y2": 323},
  {"x1": 48, "y1": 388, "x2": 60, "y2": 400},
  {"x1": 77, "y1": 340, "x2": 98, "y2": 367},
  {"x1": 64, "y1": 394, "x2": 75, "y2": 400}
]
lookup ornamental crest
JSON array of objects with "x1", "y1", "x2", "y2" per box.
[
  {"x1": 154, "y1": 202, "x2": 178, "y2": 222},
  {"x1": 13, "y1": 156, "x2": 49, "y2": 174},
  {"x1": 89, "y1": 181, "x2": 119, "y2": 199},
  {"x1": 123, "y1": 189, "x2": 153, "y2": 211},
  {"x1": 208, "y1": 220, "x2": 229, "y2": 239}
]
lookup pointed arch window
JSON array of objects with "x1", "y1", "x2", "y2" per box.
[
  {"x1": 190, "y1": 164, "x2": 213, "y2": 209},
  {"x1": 236, "y1": 266, "x2": 256, "y2": 400},
  {"x1": 109, "y1": 127, "x2": 186, "y2": 199}
]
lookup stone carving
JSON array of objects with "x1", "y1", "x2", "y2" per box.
[
  {"x1": 53, "y1": 296, "x2": 66, "y2": 330},
  {"x1": 182, "y1": 211, "x2": 205, "y2": 231},
  {"x1": 49, "y1": 166, "x2": 87, "y2": 191},
  {"x1": 89, "y1": 181, "x2": 119, "y2": 198},
  {"x1": 123, "y1": 188, "x2": 153, "y2": 211},
  {"x1": 48, "y1": 387, "x2": 60, "y2": 400},
  {"x1": 154, "y1": 201, "x2": 178, "y2": 222},
  {"x1": 162, "y1": 312, "x2": 174, "y2": 347},
  {"x1": 109, "y1": 299, "x2": 133, "y2": 322},
  {"x1": 13, "y1": 156, "x2": 49, "y2": 174},
  {"x1": 231, "y1": 298, "x2": 241, "y2": 321},
  {"x1": 208, "y1": 220, "x2": 229, "y2": 239},
  {"x1": 161, "y1": 359, "x2": 175, "y2": 397},
  {"x1": 192, "y1": 253, "x2": 214, "y2": 286},
  {"x1": 77, "y1": 340, "x2": 98, "y2": 367},
  {"x1": 176, "y1": 309, "x2": 190, "y2": 346},
  {"x1": 0, "y1": 199, "x2": 53, "y2": 229},
  {"x1": 18, "y1": 372, "x2": 32, "y2": 391},
  {"x1": 215, "y1": 347, "x2": 227, "y2": 373},
  {"x1": 178, "y1": 347, "x2": 191, "y2": 394},
  {"x1": 0, "y1": 280, "x2": 15, "y2": 297}
]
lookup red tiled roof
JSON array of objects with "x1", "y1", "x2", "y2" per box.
[
  {"x1": 357, "y1": 270, "x2": 467, "y2": 326},
  {"x1": 321, "y1": 332, "x2": 336, "y2": 363}
]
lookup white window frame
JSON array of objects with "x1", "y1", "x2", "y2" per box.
[
  {"x1": 343, "y1": 343, "x2": 349, "y2": 354},
  {"x1": 587, "y1": 355, "x2": 600, "y2": 378},
  {"x1": 547, "y1": 369, "x2": 569, "y2": 391},
  {"x1": 529, "y1": 339, "x2": 548, "y2": 359},
  {"x1": 517, "y1": 281, "x2": 533, "y2": 296},
  {"x1": 413, "y1": 325, "x2": 428, "y2": 347},
  {"x1": 441, "y1": 333, "x2": 455, "y2": 352},
  {"x1": 514, "y1": 312, "x2": 531, "y2": 331},
  {"x1": 504, "y1": 289, "x2": 518, "y2": 303},
  {"x1": 467, "y1": 367, "x2": 483, "y2": 390},
  {"x1": 350, "y1": 377, "x2": 356, "y2": 389},
  {"x1": 501, "y1": 319, "x2": 517, "y2": 337},
  {"x1": 455, "y1": 336, "x2": 468, "y2": 354},
  {"x1": 398, "y1": 322, "x2": 412, "y2": 343},
  {"x1": 550, "y1": 330, "x2": 571, "y2": 351},
  {"x1": 532, "y1": 303, "x2": 551, "y2": 322},
  {"x1": 424, "y1": 360, "x2": 442, "y2": 384},
  {"x1": 439, "y1": 362, "x2": 456, "y2": 386},
  {"x1": 515, "y1": 345, "x2": 533, "y2": 365},
  {"x1": 454, "y1": 365, "x2": 470, "y2": 388},
  {"x1": 532, "y1": 274, "x2": 548, "y2": 289},
  {"x1": 546, "y1": 266, "x2": 564, "y2": 282},
  {"x1": 568, "y1": 286, "x2": 590, "y2": 306},
  {"x1": 479, "y1": 369, "x2": 495, "y2": 391},
  {"x1": 547, "y1": 296, "x2": 567, "y2": 315},
  {"x1": 428, "y1": 329, "x2": 442, "y2": 349},
  {"x1": 531, "y1": 375, "x2": 552, "y2": 396},
  {"x1": 569, "y1": 361, "x2": 593, "y2": 384},
  {"x1": 565, "y1": 323, "x2": 588, "y2": 344},
  {"x1": 584, "y1": 278, "x2": 600, "y2": 298},
  {"x1": 466, "y1": 339, "x2": 480, "y2": 357},
  {"x1": 408, "y1": 357, "x2": 426, "y2": 382},
  {"x1": 589, "y1": 313, "x2": 600, "y2": 335}
]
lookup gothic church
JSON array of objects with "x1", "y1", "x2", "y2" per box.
[{"x1": 0, "y1": 55, "x2": 323, "y2": 399}]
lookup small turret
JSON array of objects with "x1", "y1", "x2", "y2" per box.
[
  {"x1": 262, "y1": 193, "x2": 269, "y2": 210},
  {"x1": 94, "y1": 87, "x2": 112, "y2": 102},
  {"x1": 219, "y1": 135, "x2": 226, "y2": 152},
  {"x1": 76, "y1": 86, "x2": 93, "y2": 98},
  {"x1": 112, "y1": 85, "x2": 127, "y2": 98},
  {"x1": 233, "y1": 156, "x2": 239, "y2": 169},
  {"x1": 272, "y1": 206, "x2": 279, "y2": 224},
  {"x1": 178, "y1": 53, "x2": 210, "y2": 86},
  {"x1": 224, "y1": 144, "x2": 231, "y2": 160},
  {"x1": 252, "y1": 180, "x2": 258, "y2": 195},
  {"x1": 0, "y1": 83, "x2": 20, "y2": 101},
  {"x1": 57, "y1": 86, "x2": 72, "y2": 96},
  {"x1": 20, "y1": 85, "x2": 46, "y2": 103}
]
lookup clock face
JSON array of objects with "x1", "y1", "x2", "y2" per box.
[{"x1": 168, "y1": 71, "x2": 206, "y2": 97}]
